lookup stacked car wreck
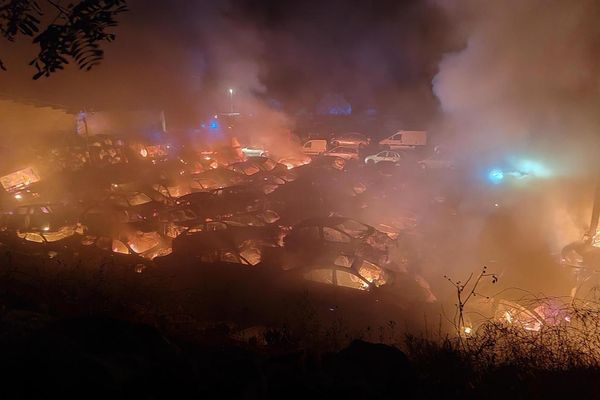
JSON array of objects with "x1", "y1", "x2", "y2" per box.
[{"x1": 0, "y1": 129, "x2": 442, "y2": 332}]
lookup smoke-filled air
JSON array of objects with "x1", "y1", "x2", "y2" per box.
[{"x1": 2, "y1": 0, "x2": 600, "y2": 397}]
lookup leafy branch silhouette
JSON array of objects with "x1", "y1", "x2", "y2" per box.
[{"x1": 0, "y1": 0, "x2": 128, "y2": 78}]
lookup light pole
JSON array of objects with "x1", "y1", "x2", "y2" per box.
[{"x1": 228, "y1": 88, "x2": 234, "y2": 113}]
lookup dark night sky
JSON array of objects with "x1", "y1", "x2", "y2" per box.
[{"x1": 0, "y1": 0, "x2": 459, "y2": 126}]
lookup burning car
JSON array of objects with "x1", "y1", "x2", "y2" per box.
[
  {"x1": 164, "y1": 220, "x2": 281, "y2": 266},
  {"x1": 101, "y1": 191, "x2": 168, "y2": 222},
  {"x1": 151, "y1": 182, "x2": 193, "y2": 200},
  {"x1": 299, "y1": 255, "x2": 391, "y2": 291},
  {"x1": 15, "y1": 224, "x2": 80, "y2": 245},
  {"x1": 158, "y1": 206, "x2": 202, "y2": 238},
  {"x1": 176, "y1": 185, "x2": 267, "y2": 217},
  {"x1": 0, "y1": 204, "x2": 82, "y2": 257},
  {"x1": 81, "y1": 227, "x2": 171, "y2": 261},
  {"x1": 189, "y1": 168, "x2": 248, "y2": 191},
  {"x1": 77, "y1": 217, "x2": 173, "y2": 264},
  {"x1": 283, "y1": 217, "x2": 393, "y2": 266},
  {"x1": 175, "y1": 220, "x2": 280, "y2": 248},
  {"x1": 227, "y1": 156, "x2": 285, "y2": 176},
  {"x1": 4, "y1": 203, "x2": 78, "y2": 233}
]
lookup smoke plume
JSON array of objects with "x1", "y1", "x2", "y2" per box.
[
  {"x1": 433, "y1": 0, "x2": 600, "y2": 175},
  {"x1": 428, "y1": 0, "x2": 600, "y2": 298}
]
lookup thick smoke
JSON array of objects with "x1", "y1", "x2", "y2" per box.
[
  {"x1": 429, "y1": 0, "x2": 600, "y2": 297},
  {"x1": 433, "y1": 0, "x2": 600, "y2": 173},
  {"x1": 1, "y1": 1, "x2": 451, "y2": 130}
]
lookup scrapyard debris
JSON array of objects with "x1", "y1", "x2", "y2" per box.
[
  {"x1": 0, "y1": 130, "x2": 450, "y2": 328},
  {"x1": 283, "y1": 217, "x2": 394, "y2": 267},
  {"x1": 189, "y1": 168, "x2": 248, "y2": 191}
]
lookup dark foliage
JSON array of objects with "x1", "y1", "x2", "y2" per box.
[{"x1": 0, "y1": 0, "x2": 128, "y2": 78}]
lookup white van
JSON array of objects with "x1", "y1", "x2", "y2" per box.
[
  {"x1": 301, "y1": 139, "x2": 328, "y2": 156},
  {"x1": 379, "y1": 131, "x2": 427, "y2": 149}
]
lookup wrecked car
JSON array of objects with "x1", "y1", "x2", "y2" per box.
[
  {"x1": 298, "y1": 255, "x2": 391, "y2": 291},
  {"x1": 175, "y1": 185, "x2": 266, "y2": 218},
  {"x1": 227, "y1": 157, "x2": 284, "y2": 176},
  {"x1": 283, "y1": 217, "x2": 393, "y2": 266},
  {"x1": 100, "y1": 191, "x2": 168, "y2": 222},
  {"x1": 189, "y1": 168, "x2": 248, "y2": 191},
  {"x1": 4, "y1": 203, "x2": 79, "y2": 233},
  {"x1": 164, "y1": 220, "x2": 280, "y2": 266},
  {"x1": 86, "y1": 230, "x2": 171, "y2": 260}
]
